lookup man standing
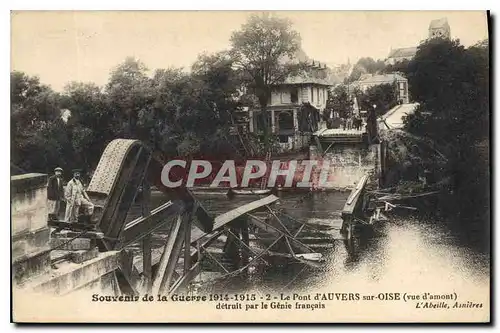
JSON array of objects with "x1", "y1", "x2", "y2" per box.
[
  {"x1": 47, "y1": 167, "x2": 65, "y2": 221},
  {"x1": 64, "y1": 169, "x2": 94, "y2": 223}
]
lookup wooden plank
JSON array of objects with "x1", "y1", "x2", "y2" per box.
[
  {"x1": 121, "y1": 201, "x2": 184, "y2": 248},
  {"x1": 342, "y1": 174, "x2": 369, "y2": 215},
  {"x1": 212, "y1": 195, "x2": 279, "y2": 230}
]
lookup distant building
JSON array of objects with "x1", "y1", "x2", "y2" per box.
[
  {"x1": 248, "y1": 51, "x2": 334, "y2": 152},
  {"x1": 428, "y1": 18, "x2": 451, "y2": 40},
  {"x1": 353, "y1": 73, "x2": 409, "y2": 104},
  {"x1": 385, "y1": 18, "x2": 451, "y2": 65},
  {"x1": 385, "y1": 47, "x2": 418, "y2": 66}
]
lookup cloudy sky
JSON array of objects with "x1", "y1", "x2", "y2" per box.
[{"x1": 11, "y1": 11, "x2": 489, "y2": 92}]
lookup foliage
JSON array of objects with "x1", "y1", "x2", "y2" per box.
[
  {"x1": 229, "y1": 13, "x2": 305, "y2": 147},
  {"x1": 325, "y1": 84, "x2": 353, "y2": 119},
  {"x1": 400, "y1": 38, "x2": 489, "y2": 225},
  {"x1": 382, "y1": 59, "x2": 410, "y2": 75},
  {"x1": 346, "y1": 57, "x2": 386, "y2": 83},
  {"x1": 355, "y1": 83, "x2": 398, "y2": 116},
  {"x1": 11, "y1": 53, "x2": 247, "y2": 174}
]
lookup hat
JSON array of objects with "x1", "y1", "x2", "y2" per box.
[
  {"x1": 72, "y1": 169, "x2": 82, "y2": 174},
  {"x1": 54, "y1": 167, "x2": 63, "y2": 172}
]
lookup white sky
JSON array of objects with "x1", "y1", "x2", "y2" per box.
[{"x1": 11, "y1": 11, "x2": 489, "y2": 92}]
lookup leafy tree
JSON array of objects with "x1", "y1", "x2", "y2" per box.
[
  {"x1": 347, "y1": 57, "x2": 386, "y2": 82},
  {"x1": 404, "y1": 38, "x2": 489, "y2": 145},
  {"x1": 402, "y1": 38, "x2": 489, "y2": 228},
  {"x1": 383, "y1": 59, "x2": 410, "y2": 74},
  {"x1": 325, "y1": 84, "x2": 353, "y2": 119},
  {"x1": 106, "y1": 57, "x2": 154, "y2": 139},
  {"x1": 229, "y1": 13, "x2": 303, "y2": 148},
  {"x1": 11, "y1": 71, "x2": 71, "y2": 173},
  {"x1": 356, "y1": 83, "x2": 397, "y2": 116},
  {"x1": 60, "y1": 82, "x2": 115, "y2": 170}
]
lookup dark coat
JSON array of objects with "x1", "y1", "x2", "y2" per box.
[{"x1": 47, "y1": 175, "x2": 64, "y2": 201}]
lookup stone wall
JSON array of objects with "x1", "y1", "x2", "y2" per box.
[
  {"x1": 11, "y1": 173, "x2": 51, "y2": 284},
  {"x1": 11, "y1": 173, "x2": 49, "y2": 237},
  {"x1": 310, "y1": 144, "x2": 377, "y2": 190}
]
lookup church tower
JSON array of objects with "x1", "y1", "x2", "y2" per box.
[{"x1": 428, "y1": 18, "x2": 451, "y2": 40}]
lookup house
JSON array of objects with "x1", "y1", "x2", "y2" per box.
[
  {"x1": 385, "y1": 18, "x2": 451, "y2": 65},
  {"x1": 385, "y1": 47, "x2": 417, "y2": 66},
  {"x1": 248, "y1": 56, "x2": 333, "y2": 152},
  {"x1": 354, "y1": 73, "x2": 409, "y2": 104}
]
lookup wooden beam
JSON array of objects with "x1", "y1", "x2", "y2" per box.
[
  {"x1": 117, "y1": 249, "x2": 139, "y2": 295},
  {"x1": 142, "y1": 234, "x2": 152, "y2": 294},
  {"x1": 121, "y1": 200, "x2": 184, "y2": 248},
  {"x1": 247, "y1": 213, "x2": 314, "y2": 254},
  {"x1": 152, "y1": 214, "x2": 184, "y2": 295},
  {"x1": 240, "y1": 217, "x2": 250, "y2": 266},
  {"x1": 212, "y1": 195, "x2": 279, "y2": 230},
  {"x1": 225, "y1": 227, "x2": 268, "y2": 266},
  {"x1": 140, "y1": 179, "x2": 152, "y2": 294},
  {"x1": 169, "y1": 262, "x2": 201, "y2": 296},
  {"x1": 202, "y1": 247, "x2": 230, "y2": 273},
  {"x1": 141, "y1": 180, "x2": 151, "y2": 217},
  {"x1": 155, "y1": 210, "x2": 192, "y2": 295},
  {"x1": 266, "y1": 205, "x2": 293, "y2": 236},
  {"x1": 183, "y1": 204, "x2": 196, "y2": 275}
]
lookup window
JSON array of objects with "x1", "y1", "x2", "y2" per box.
[
  {"x1": 311, "y1": 87, "x2": 314, "y2": 103},
  {"x1": 316, "y1": 88, "x2": 319, "y2": 104},
  {"x1": 279, "y1": 135, "x2": 289, "y2": 143},
  {"x1": 278, "y1": 111, "x2": 294, "y2": 130},
  {"x1": 280, "y1": 91, "x2": 291, "y2": 104},
  {"x1": 291, "y1": 88, "x2": 298, "y2": 104}
]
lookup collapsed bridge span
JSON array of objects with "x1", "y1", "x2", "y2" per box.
[{"x1": 46, "y1": 139, "x2": 322, "y2": 296}]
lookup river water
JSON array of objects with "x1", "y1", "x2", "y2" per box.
[{"x1": 148, "y1": 190, "x2": 490, "y2": 301}]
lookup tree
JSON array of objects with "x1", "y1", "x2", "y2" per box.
[
  {"x1": 11, "y1": 71, "x2": 71, "y2": 173},
  {"x1": 404, "y1": 38, "x2": 488, "y2": 144},
  {"x1": 60, "y1": 82, "x2": 115, "y2": 170},
  {"x1": 347, "y1": 57, "x2": 386, "y2": 83},
  {"x1": 106, "y1": 57, "x2": 154, "y2": 139},
  {"x1": 402, "y1": 38, "x2": 489, "y2": 228},
  {"x1": 229, "y1": 13, "x2": 303, "y2": 148},
  {"x1": 326, "y1": 85, "x2": 353, "y2": 119},
  {"x1": 355, "y1": 83, "x2": 397, "y2": 117},
  {"x1": 383, "y1": 59, "x2": 410, "y2": 74}
]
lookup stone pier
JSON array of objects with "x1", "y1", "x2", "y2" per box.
[
  {"x1": 11, "y1": 173, "x2": 52, "y2": 285},
  {"x1": 11, "y1": 173, "x2": 122, "y2": 301}
]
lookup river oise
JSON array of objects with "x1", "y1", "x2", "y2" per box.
[{"x1": 149, "y1": 190, "x2": 489, "y2": 302}]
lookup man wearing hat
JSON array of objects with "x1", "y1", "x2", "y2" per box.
[
  {"x1": 47, "y1": 167, "x2": 65, "y2": 221},
  {"x1": 64, "y1": 169, "x2": 94, "y2": 223}
]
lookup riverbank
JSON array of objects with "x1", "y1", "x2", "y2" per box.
[{"x1": 376, "y1": 128, "x2": 490, "y2": 255}]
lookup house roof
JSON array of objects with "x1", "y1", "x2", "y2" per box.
[
  {"x1": 387, "y1": 47, "x2": 418, "y2": 59},
  {"x1": 284, "y1": 74, "x2": 332, "y2": 86},
  {"x1": 357, "y1": 73, "x2": 407, "y2": 85},
  {"x1": 279, "y1": 47, "x2": 335, "y2": 86}
]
